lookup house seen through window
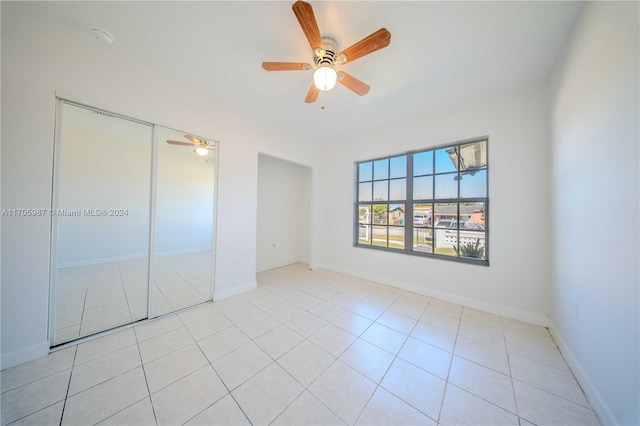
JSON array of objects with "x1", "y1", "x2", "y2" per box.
[{"x1": 355, "y1": 138, "x2": 488, "y2": 264}]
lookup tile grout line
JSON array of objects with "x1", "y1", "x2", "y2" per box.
[
  {"x1": 352, "y1": 300, "x2": 428, "y2": 425},
  {"x1": 261, "y1": 269, "x2": 597, "y2": 424},
  {"x1": 502, "y1": 315, "x2": 525, "y2": 425},
  {"x1": 214, "y1": 281, "x2": 340, "y2": 425},
  {"x1": 117, "y1": 260, "x2": 136, "y2": 332},
  {"x1": 453, "y1": 312, "x2": 526, "y2": 419},
  {"x1": 505, "y1": 322, "x2": 598, "y2": 419},
  {"x1": 75, "y1": 279, "x2": 90, "y2": 343},
  {"x1": 435, "y1": 301, "x2": 463, "y2": 425},
  {"x1": 134, "y1": 326, "x2": 159, "y2": 426},
  {"x1": 175, "y1": 308, "x2": 246, "y2": 425},
  {"x1": 57, "y1": 344, "x2": 78, "y2": 426},
  {"x1": 266, "y1": 279, "x2": 377, "y2": 425},
  {"x1": 70, "y1": 330, "x2": 156, "y2": 425},
  {"x1": 10, "y1": 265, "x2": 595, "y2": 426}
]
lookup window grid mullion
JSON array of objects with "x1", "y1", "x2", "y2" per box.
[
  {"x1": 406, "y1": 153, "x2": 413, "y2": 252},
  {"x1": 354, "y1": 137, "x2": 488, "y2": 265},
  {"x1": 456, "y1": 143, "x2": 461, "y2": 258}
]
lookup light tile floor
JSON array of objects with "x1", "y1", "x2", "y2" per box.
[
  {"x1": 54, "y1": 251, "x2": 213, "y2": 344},
  {"x1": 2, "y1": 263, "x2": 600, "y2": 425}
]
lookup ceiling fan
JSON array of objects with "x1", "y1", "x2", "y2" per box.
[
  {"x1": 262, "y1": 0, "x2": 391, "y2": 103},
  {"x1": 166, "y1": 135, "x2": 214, "y2": 157}
]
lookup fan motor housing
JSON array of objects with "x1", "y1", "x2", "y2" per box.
[{"x1": 314, "y1": 36, "x2": 338, "y2": 67}]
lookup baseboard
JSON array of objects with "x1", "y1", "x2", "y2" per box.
[
  {"x1": 155, "y1": 247, "x2": 211, "y2": 258},
  {"x1": 58, "y1": 252, "x2": 147, "y2": 268},
  {"x1": 321, "y1": 263, "x2": 549, "y2": 327},
  {"x1": 1, "y1": 341, "x2": 50, "y2": 370},
  {"x1": 548, "y1": 321, "x2": 617, "y2": 426},
  {"x1": 257, "y1": 258, "x2": 317, "y2": 273},
  {"x1": 213, "y1": 281, "x2": 257, "y2": 301},
  {"x1": 58, "y1": 247, "x2": 211, "y2": 269},
  {"x1": 308, "y1": 262, "x2": 328, "y2": 271}
]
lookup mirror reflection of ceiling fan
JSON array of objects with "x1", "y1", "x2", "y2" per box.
[
  {"x1": 166, "y1": 135, "x2": 214, "y2": 156},
  {"x1": 262, "y1": 0, "x2": 391, "y2": 103}
]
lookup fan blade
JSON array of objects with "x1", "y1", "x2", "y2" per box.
[
  {"x1": 184, "y1": 134, "x2": 208, "y2": 144},
  {"x1": 337, "y1": 28, "x2": 391, "y2": 64},
  {"x1": 337, "y1": 72, "x2": 370, "y2": 96},
  {"x1": 167, "y1": 140, "x2": 194, "y2": 146},
  {"x1": 292, "y1": 1, "x2": 324, "y2": 55},
  {"x1": 305, "y1": 82, "x2": 319, "y2": 103},
  {"x1": 262, "y1": 62, "x2": 313, "y2": 71}
]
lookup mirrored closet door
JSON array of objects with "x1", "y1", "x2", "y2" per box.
[
  {"x1": 50, "y1": 100, "x2": 217, "y2": 346},
  {"x1": 153, "y1": 126, "x2": 216, "y2": 316}
]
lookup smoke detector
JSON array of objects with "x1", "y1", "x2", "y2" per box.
[{"x1": 91, "y1": 28, "x2": 114, "y2": 45}]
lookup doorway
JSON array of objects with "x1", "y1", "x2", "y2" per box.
[{"x1": 256, "y1": 154, "x2": 311, "y2": 272}]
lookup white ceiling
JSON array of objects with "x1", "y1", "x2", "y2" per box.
[{"x1": 16, "y1": 1, "x2": 584, "y2": 142}]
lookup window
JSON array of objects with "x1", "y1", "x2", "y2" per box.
[{"x1": 355, "y1": 138, "x2": 488, "y2": 264}]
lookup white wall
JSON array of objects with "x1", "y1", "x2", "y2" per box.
[
  {"x1": 549, "y1": 3, "x2": 639, "y2": 425},
  {"x1": 316, "y1": 82, "x2": 553, "y2": 325},
  {"x1": 257, "y1": 154, "x2": 311, "y2": 272},
  {"x1": 0, "y1": 4, "x2": 318, "y2": 368}
]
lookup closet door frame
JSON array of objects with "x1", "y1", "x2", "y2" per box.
[{"x1": 48, "y1": 95, "x2": 218, "y2": 346}]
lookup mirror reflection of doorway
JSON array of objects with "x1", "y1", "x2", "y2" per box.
[{"x1": 51, "y1": 100, "x2": 217, "y2": 346}]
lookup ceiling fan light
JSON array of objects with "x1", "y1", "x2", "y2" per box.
[
  {"x1": 194, "y1": 147, "x2": 209, "y2": 156},
  {"x1": 313, "y1": 67, "x2": 337, "y2": 91}
]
